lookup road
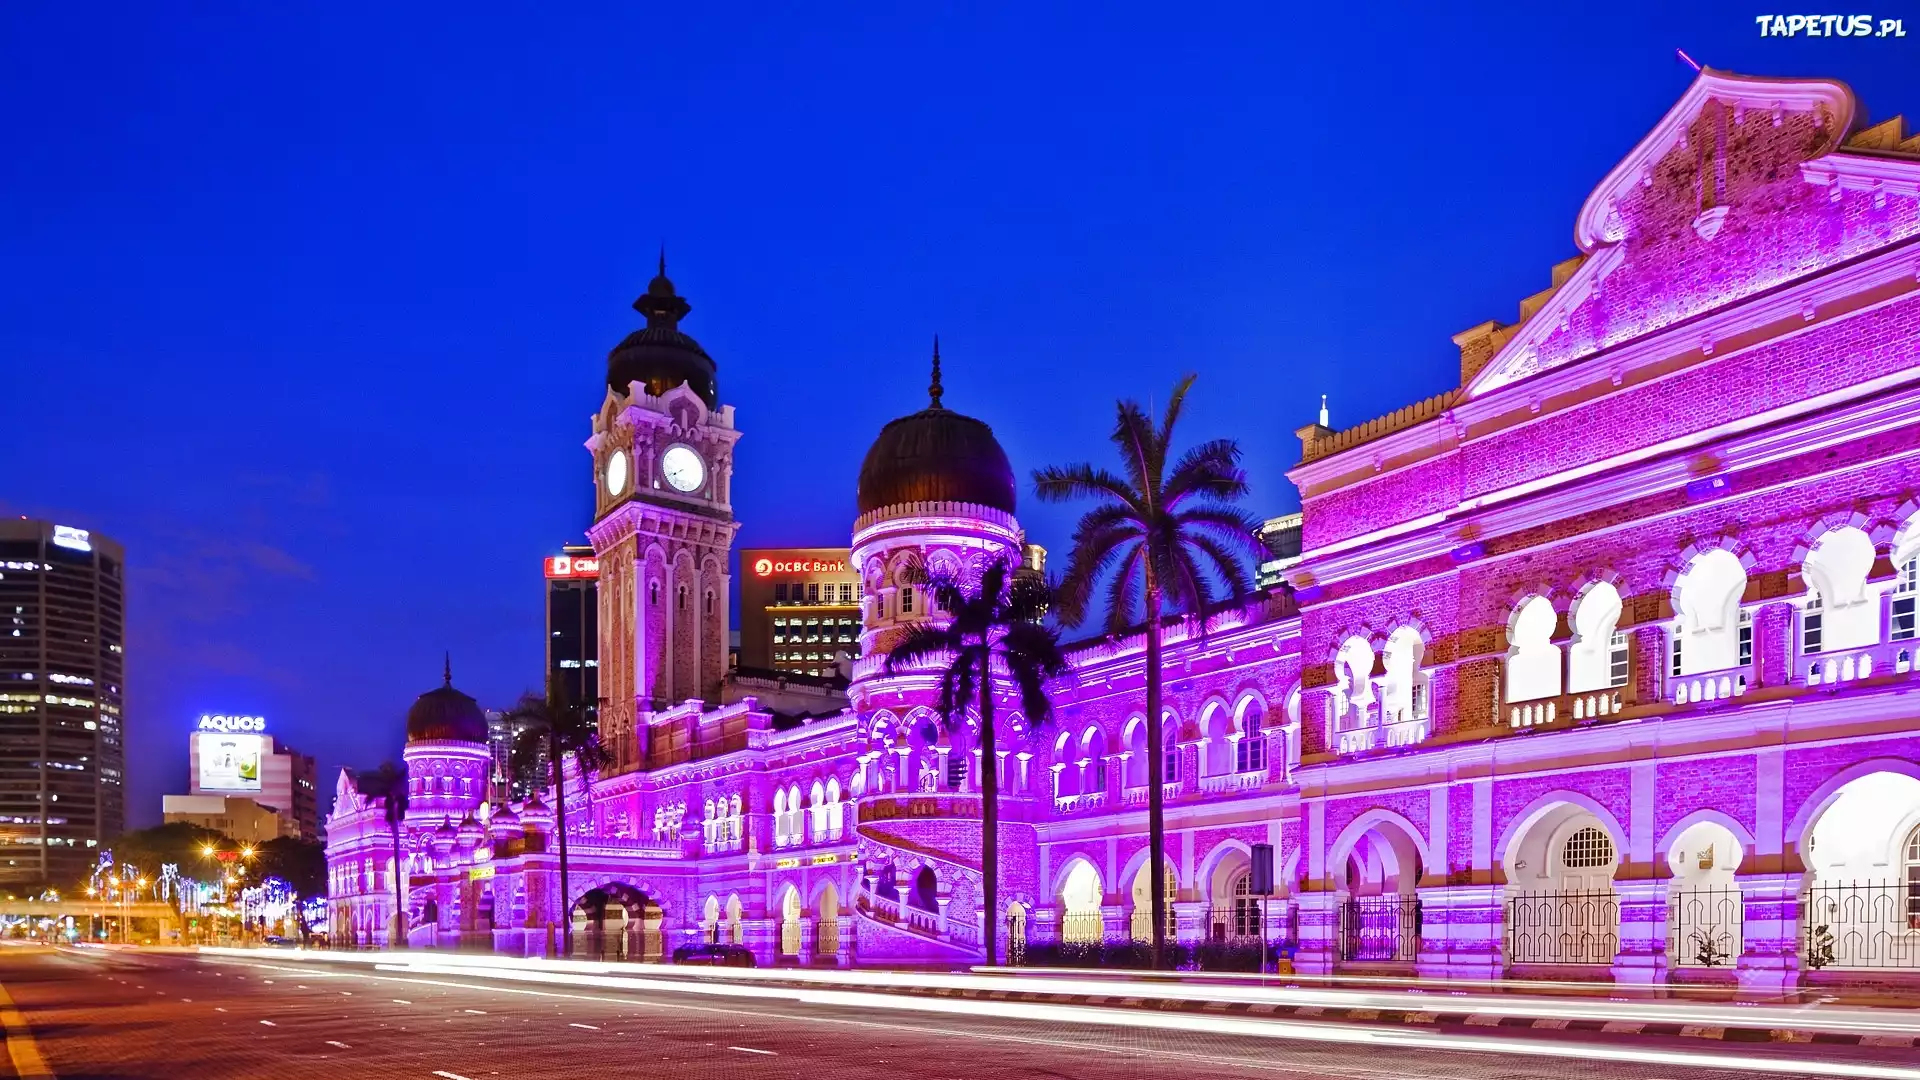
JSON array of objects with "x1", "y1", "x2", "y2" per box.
[{"x1": 0, "y1": 946, "x2": 1907, "y2": 1080}]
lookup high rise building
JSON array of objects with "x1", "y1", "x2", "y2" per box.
[
  {"x1": 544, "y1": 546, "x2": 599, "y2": 720},
  {"x1": 0, "y1": 519, "x2": 126, "y2": 887},
  {"x1": 735, "y1": 548, "x2": 860, "y2": 676},
  {"x1": 185, "y1": 713, "x2": 319, "y2": 841}
]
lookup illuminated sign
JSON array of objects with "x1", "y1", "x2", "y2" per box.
[
  {"x1": 810, "y1": 853, "x2": 840, "y2": 866},
  {"x1": 198, "y1": 734, "x2": 263, "y2": 792},
  {"x1": 51, "y1": 526, "x2": 91, "y2": 553},
  {"x1": 753, "y1": 558, "x2": 847, "y2": 577},
  {"x1": 546, "y1": 555, "x2": 600, "y2": 579},
  {"x1": 469, "y1": 865, "x2": 495, "y2": 882},
  {"x1": 198, "y1": 714, "x2": 266, "y2": 733},
  {"x1": 774, "y1": 857, "x2": 800, "y2": 869}
]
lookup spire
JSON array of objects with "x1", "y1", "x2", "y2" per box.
[
  {"x1": 1318, "y1": 394, "x2": 1330, "y2": 428},
  {"x1": 443, "y1": 652, "x2": 452, "y2": 687},
  {"x1": 928, "y1": 335, "x2": 944, "y2": 410},
  {"x1": 634, "y1": 247, "x2": 691, "y2": 328},
  {"x1": 657, "y1": 243, "x2": 666, "y2": 277}
]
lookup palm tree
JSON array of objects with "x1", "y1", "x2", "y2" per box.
[
  {"x1": 504, "y1": 675, "x2": 612, "y2": 958},
  {"x1": 1033, "y1": 373, "x2": 1264, "y2": 968},
  {"x1": 886, "y1": 557, "x2": 1069, "y2": 967},
  {"x1": 358, "y1": 760, "x2": 410, "y2": 949}
]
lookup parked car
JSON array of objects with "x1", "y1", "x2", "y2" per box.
[
  {"x1": 261, "y1": 935, "x2": 298, "y2": 949},
  {"x1": 671, "y1": 942, "x2": 755, "y2": 967}
]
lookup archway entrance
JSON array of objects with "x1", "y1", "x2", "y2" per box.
[
  {"x1": 815, "y1": 884, "x2": 840, "y2": 963},
  {"x1": 1665, "y1": 820, "x2": 1745, "y2": 969},
  {"x1": 1128, "y1": 859, "x2": 1176, "y2": 944},
  {"x1": 569, "y1": 883, "x2": 662, "y2": 962},
  {"x1": 1501, "y1": 802, "x2": 1621, "y2": 966},
  {"x1": 1056, "y1": 860, "x2": 1103, "y2": 945},
  {"x1": 1336, "y1": 821, "x2": 1423, "y2": 964},
  {"x1": 778, "y1": 887, "x2": 803, "y2": 959},
  {"x1": 1803, "y1": 770, "x2": 1920, "y2": 971}
]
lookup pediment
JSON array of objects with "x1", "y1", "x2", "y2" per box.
[{"x1": 1464, "y1": 70, "x2": 1861, "y2": 399}]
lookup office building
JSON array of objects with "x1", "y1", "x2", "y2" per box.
[
  {"x1": 0, "y1": 519, "x2": 125, "y2": 888},
  {"x1": 161, "y1": 793, "x2": 288, "y2": 844},
  {"x1": 185, "y1": 714, "x2": 319, "y2": 841},
  {"x1": 736, "y1": 548, "x2": 860, "y2": 677},
  {"x1": 545, "y1": 546, "x2": 599, "y2": 719}
]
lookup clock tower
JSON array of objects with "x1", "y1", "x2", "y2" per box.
[{"x1": 585, "y1": 256, "x2": 740, "y2": 773}]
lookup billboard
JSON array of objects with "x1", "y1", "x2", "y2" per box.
[
  {"x1": 198, "y1": 733, "x2": 264, "y2": 792},
  {"x1": 545, "y1": 554, "x2": 599, "y2": 579}
]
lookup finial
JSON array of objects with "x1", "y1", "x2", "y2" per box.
[
  {"x1": 1318, "y1": 394, "x2": 1330, "y2": 428},
  {"x1": 929, "y1": 335, "x2": 944, "y2": 409},
  {"x1": 657, "y1": 243, "x2": 667, "y2": 277},
  {"x1": 443, "y1": 652, "x2": 452, "y2": 687}
]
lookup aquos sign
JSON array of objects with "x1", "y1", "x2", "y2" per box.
[
  {"x1": 752, "y1": 558, "x2": 847, "y2": 577},
  {"x1": 198, "y1": 714, "x2": 266, "y2": 734}
]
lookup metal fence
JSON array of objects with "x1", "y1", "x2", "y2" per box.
[
  {"x1": 1668, "y1": 887, "x2": 1743, "y2": 968},
  {"x1": 1057, "y1": 911, "x2": 1106, "y2": 945},
  {"x1": 1204, "y1": 902, "x2": 1264, "y2": 943},
  {"x1": 1339, "y1": 894, "x2": 1420, "y2": 962},
  {"x1": 1803, "y1": 880, "x2": 1920, "y2": 971},
  {"x1": 1505, "y1": 890, "x2": 1619, "y2": 965}
]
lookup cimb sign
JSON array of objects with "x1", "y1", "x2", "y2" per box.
[{"x1": 198, "y1": 714, "x2": 266, "y2": 733}]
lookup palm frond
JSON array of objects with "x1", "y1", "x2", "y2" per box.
[
  {"x1": 1158, "y1": 372, "x2": 1198, "y2": 455},
  {"x1": 1031, "y1": 463, "x2": 1140, "y2": 509},
  {"x1": 1163, "y1": 438, "x2": 1250, "y2": 505},
  {"x1": 1109, "y1": 399, "x2": 1162, "y2": 507},
  {"x1": 886, "y1": 622, "x2": 961, "y2": 674},
  {"x1": 1101, "y1": 542, "x2": 1145, "y2": 634},
  {"x1": 1053, "y1": 526, "x2": 1142, "y2": 628}
]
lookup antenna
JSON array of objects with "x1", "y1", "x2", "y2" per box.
[{"x1": 1676, "y1": 48, "x2": 1702, "y2": 72}]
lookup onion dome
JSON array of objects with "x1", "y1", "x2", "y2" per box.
[
  {"x1": 406, "y1": 655, "x2": 489, "y2": 744},
  {"x1": 856, "y1": 339, "x2": 1016, "y2": 515},
  {"x1": 605, "y1": 250, "x2": 718, "y2": 408}
]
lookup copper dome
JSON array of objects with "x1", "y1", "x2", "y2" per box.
[
  {"x1": 605, "y1": 253, "x2": 717, "y2": 409},
  {"x1": 406, "y1": 658, "x2": 488, "y2": 744},
  {"x1": 855, "y1": 341, "x2": 1016, "y2": 516}
]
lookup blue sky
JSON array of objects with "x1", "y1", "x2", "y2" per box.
[{"x1": 1, "y1": 2, "x2": 1912, "y2": 825}]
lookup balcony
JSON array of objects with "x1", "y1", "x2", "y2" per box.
[
  {"x1": 1508, "y1": 689, "x2": 1626, "y2": 729},
  {"x1": 1197, "y1": 770, "x2": 1265, "y2": 796},
  {"x1": 1802, "y1": 639, "x2": 1917, "y2": 687},
  {"x1": 1668, "y1": 661, "x2": 1752, "y2": 706},
  {"x1": 1053, "y1": 791, "x2": 1108, "y2": 814},
  {"x1": 1119, "y1": 782, "x2": 1180, "y2": 808}
]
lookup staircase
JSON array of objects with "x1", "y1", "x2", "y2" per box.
[{"x1": 848, "y1": 792, "x2": 989, "y2": 963}]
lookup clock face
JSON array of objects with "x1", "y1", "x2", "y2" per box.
[
  {"x1": 604, "y1": 450, "x2": 629, "y2": 497},
  {"x1": 662, "y1": 444, "x2": 706, "y2": 493}
]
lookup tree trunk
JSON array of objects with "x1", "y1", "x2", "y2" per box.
[
  {"x1": 1143, "y1": 572, "x2": 1169, "y2": 970},
  {"x1": 979, "y1": 655, "x2": 999, "y2": 968},
  {"x1": 551, "y1": 724, "x2": 572, "y2": 959}
]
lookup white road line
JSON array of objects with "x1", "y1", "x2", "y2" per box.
[
  {"x1": 728, "y1": 1046, "x2": 777, "y2": 1055},
  {"x1": 260, "y1": 1020, "x2": 276, "y2": 1027},
  {"x1": 215, "y1": 1007, "x2": 228, "y2": 1013},
  {"x1": 432, "y1": 1072, "x2": 477, "y2": 1080},
  {"x1": 340, "y1": 991, "x2": 353, "y2": 996},
  {"x1": 569, "y1": 1022, "x2": 601, "y2": 1030},
  {"x1": 393, "y1": 999, "x2": 413, "y2": 1005},
  {"x1": 463, "y1": 1009, "x2": 486, "y2": 1014},
  {"x1": 326, "y1": 1040, "x2": 351, "y2": 1049}
]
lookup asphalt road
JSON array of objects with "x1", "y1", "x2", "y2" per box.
[{"x1": 0, "y1": 946, "x2": 1900, "y2": 1080}]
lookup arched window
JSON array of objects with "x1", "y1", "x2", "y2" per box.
[
  {"x1": 1230, "y1": 871, "x2": 1259, "y2": 938},
  {"x1": 1332, "y1": 637, "x2": 1376, "y2": 733},
  {"x1": 787, "y1": 784, "x2": 804, "y2": 842},
  {"x1": 704, "y1": 590, "x2": 714, "y2": 617},
  {"x1": 825, "y1": 777, "x2": 844, "y2": 839},
  {"x1": 1561, "y1": 826, "x2": 1616, "y2": 870},
  {"x1": 1234, "y1": 702, "x2": 1265, "y2": 774},
  {"x1": 1675, "y1": 548, "x2": 1748, "y2": 675},
  {"x1": 1382, "y1": 627, "x2": 1428, "y2": 724},
  {"x1": 809, "y1": 780, "x2": 826, "y2": 841},
  {"x1": 773, "y1": 789, "x2": 788, "y2": 846},
  {"x1": 1802, "y1": 527, "x2": 1878, "y2": 653},
  {"x1": 1506, "y1": 596, "x2": 1561, "y2": 703},
  {"x1": 1904, "y1": 825, "x2": 1920, "y2": 929},
  {"x1": 1161, "y1": 717, "x2": 1180, "y2": 784},
  {"x1": 649, "y1": 580, "x2": 660, "y2": 607},
  {"x1": 1568, "y1": 582, "x2": 1626, "y2": 693}
]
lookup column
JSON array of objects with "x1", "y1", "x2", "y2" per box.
[
  {"x1": 1290, "y1": 889, "x2": 1345, "y2": 975},
  {"x1": 1414, "y1": 884, "x2": 1504, "y2": 981},
  {"x1": 1172, "y1": 899, "x2": 1205, "y2": 946},
  {"x1": 1734, "y1": 871, "x2": 1803, "y2": 996},
  {"x1": 1611, "y1": 878, "x2": 1670, "y2": 990}
]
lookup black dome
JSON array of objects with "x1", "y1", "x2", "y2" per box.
[
  {"x1": 606, "y1": 254, "x2": 717, "y2": 409},
  {"x1": 407, "y1": 661, "x2": 488, "y2": 743},
  {"x1": 856, "y1": 342, "x2": 1016, "y2": 516}
]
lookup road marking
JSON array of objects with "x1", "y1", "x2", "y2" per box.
[
  {"x1": 215, "y1": 1007, "x2": 228, "y2": 1013},
  {"x1": 260, "y1": 1020, "x2": 277, "y2": 1027},
  {"x1": 325, "y1": 1040, "x2": 351, "y2": 1049},
  {"x1": 432, "y1": 1072, "x2": 477, "y2": 1080},
  {"x1": 297, "y1": 984, "x2": 309, "y2": 989},
  {"x1": 463, "y1": 1009, "x2": 487, "y2": 1014},
  {"x1": 729, "y1": 1046, "x2": 777, "y2": 1055},
  {"x1": 0, "y1": 979, "x2": 54, "y2": 1080},
  {"x1": 569, "y1": 1022, "x2": 601, "y2": 1030},
  {"x1": 340, "y1": 991, "x2": 353, "y2": 996},
  {"x1": 393, "y1": 999, "x2": 413, "y2": 1005}
]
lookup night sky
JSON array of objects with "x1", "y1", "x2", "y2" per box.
[{"x1": 1, "y1": 4, "x2": 1911, "y2": 827}]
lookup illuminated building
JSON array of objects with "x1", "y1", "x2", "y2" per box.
[
  {"x1": 328, "y1": 76, "x2": 1920, "y2": 991},
  {"x1": 736, "y1": 548, "x2": 860, "y2": 677},
  {"x1": 186, "y1": 714, "x2": 319, "y2": 841},
  {"x1": 0, "y1": 518, "x2": 125, "y2": 887}
]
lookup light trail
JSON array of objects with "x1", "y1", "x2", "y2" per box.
[
  {"x1": 198, "y1": 947, "x2": 1920, "y2": 1037},
  {"x1": 254, "y1": 956, "x2": 1920, "y2": 1080}
]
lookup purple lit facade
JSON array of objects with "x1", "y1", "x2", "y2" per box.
[{"x1": 327, "y1": 71, "x2": 1920, "y2": 990}]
